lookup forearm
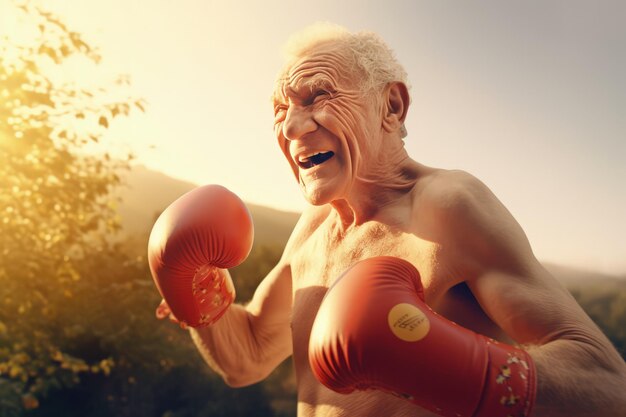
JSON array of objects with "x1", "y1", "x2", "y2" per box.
[
  {"x1": 528, "y1": 339, "x2": 626, "y2": 417},
  {"x1": 189, "y1": 303, "x2": 290, "y2": 387},
  {"x1": 467, "y1": 261, "x2": 626, "y2": 416}
]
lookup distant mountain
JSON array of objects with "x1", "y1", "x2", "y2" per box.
[
  {"x1": 115, "y1": 165, "x2": 300, "y2": 249},
  {"x1": 116, "y1": 166, "x2": 625, "y2": 289},
  {"x1": 543, "y1": 263, "x2": 626, "y2": 290}
]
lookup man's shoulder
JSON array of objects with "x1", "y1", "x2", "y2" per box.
[
  {"x1": 412, "y1": 168, "x2": 526, "y2": 276},
  {"x1": 409, "y1": 168, "x2": 506, "y2": 248},
  {"x1": 416, "y1": 168, "x2": 489, "y2": 212}
]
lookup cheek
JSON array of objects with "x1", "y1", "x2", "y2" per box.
[
  {"x1": 321, "y1": 101, "x2": 378, "y2": 162},
  {"x1": 318, "y1": 101, "x2": 363, "y2": 139}
]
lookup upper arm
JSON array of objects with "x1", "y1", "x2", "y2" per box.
[
  {"x1": 243, "y1": 207, "x2": 326, "y2": 360},
  {"x1": 435, "y1": 171, "x2": 621, "y2": 363},
  {"x1": 244, "y1": 260, "x2": 292, "y2": 346},
  {"x1": 422, "y1": 171, "x2": 626, "y2": 414}
]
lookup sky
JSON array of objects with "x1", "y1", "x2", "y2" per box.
[{"x1": 3, "y1": 0, "x2": 625, "y2": 275}]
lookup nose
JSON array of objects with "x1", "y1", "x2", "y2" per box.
[{"x1": 282, "y1": 104, "x2": 317, "y2": 141}]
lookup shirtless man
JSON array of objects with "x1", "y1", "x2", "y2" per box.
[{"x1": 148, "y1": 24, "x2": 626, "y2": 417}]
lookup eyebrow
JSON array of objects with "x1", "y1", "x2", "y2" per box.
[
  {"x1": 272, "y1": 71, "x2": 335, "y2": 106},
  {"x1": 301, "y1": 74, "x2": 333, "y2": 91},
  {"x1": 295, "y1": 70, "x2": 334, "y2": 90}
]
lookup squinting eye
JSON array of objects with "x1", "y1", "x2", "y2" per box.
[
  {"x1": 274, "y1": 106, "x2": 287, "y2": 123},
  {"x1": 311, "y1": 90, "x2": 329, "y2": 103}
]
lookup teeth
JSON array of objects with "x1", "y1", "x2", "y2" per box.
[{"x1": 298, "y1": 151, "x2": 329, "y2": 162}]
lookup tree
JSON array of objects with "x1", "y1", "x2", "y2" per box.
[
  {"x1": 0, "y1": 2, "x2": 144, "y2": 414},
  {"x1": 0, "y1": 5, "x2": 287, "y2": 416}
]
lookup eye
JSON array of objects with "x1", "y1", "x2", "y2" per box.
[
  {"x1": 274, "y1": 104, "x2": 287, "y2": 123},
  {"x1": 311, "y1": 90, "x2": 330, "y2": 104}
]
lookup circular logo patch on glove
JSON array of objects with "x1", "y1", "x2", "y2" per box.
[{"x1": 388, "y1": 303, "x2": 430, "y2": 342}]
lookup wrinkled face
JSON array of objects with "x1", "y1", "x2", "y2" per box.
[{"x1": 273, "y1": 45, "x2": 384, "y2": 205}]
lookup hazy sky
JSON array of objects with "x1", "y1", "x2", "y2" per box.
[{"x1": 5, "y1": 0, "x2": 625, "y2": 274}]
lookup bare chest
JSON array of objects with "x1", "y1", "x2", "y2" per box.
[
  {"x1": 289, "y1": 222, "x2": 447, "y2": 412},
  {"x1": 288, "y1": 221, "x2": 504, "y2": 416},
  {"x1": 291, "y1": 221, "x2": 445, "y2": 298}
]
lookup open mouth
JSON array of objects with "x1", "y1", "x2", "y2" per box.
[{"x1": 297, "y1": 151, "x2": 335, "y2": 169}]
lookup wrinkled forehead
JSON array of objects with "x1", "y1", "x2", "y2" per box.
[{"x1": 273, "y1": 46, "x2": 361, "y2": 103}]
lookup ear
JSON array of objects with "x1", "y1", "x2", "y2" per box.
[{"x1": 382, "y1": 82, "x2": 409, "y2": 134}]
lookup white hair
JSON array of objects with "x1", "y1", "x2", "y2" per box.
[{"x1": 279, "y1": 22, "x2": 411, "y2": 97}]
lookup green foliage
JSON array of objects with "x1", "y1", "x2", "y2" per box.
[
  {"x1": 0, "y1": 1, "x2": 143, "y2": 413},
  {"x1": 0, "y1": 3, "x2": 294, "y2": 415},
  {"x1": 230, "y1": 244, "x2": 284, "y2": 303},
  {"x1": 570, "y1": 284, "x2": 626, "y2": 359}
]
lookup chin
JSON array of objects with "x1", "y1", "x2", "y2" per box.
[
  {"x1": 300, "y1": 181, "x2": 339, "y2": 206},
  {"x1": 302, "y1": 189, "x2": 330, "y2": 206}
]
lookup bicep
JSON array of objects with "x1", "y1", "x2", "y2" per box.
[
  {"x1": 243, "y1": 207, "x2": 326, "y2": 360},
  {"x1": 439, "y1": 172, "x2": 609, "y2": 347},
  {"x1": 244, "y1": 209, "x2": 316, "y2": 328},
  {"x1": 468, "y1": 265, "x2": 600, "y2": 346},
  {"x1": 240, "y1": 261, "x2": 294, "y2": 375},
  {"x1": 470, "y1": 267, "x2": 626, "y2": 416},
  {"x1": 245, "y1": 261, "x2": 293, "y2": 333},
  {"x1": 437, "y1": 172, "x2": 626, "y2": 409},
  {"x1": 244, "y1": 211, "x2": 307, "y2": 328}
]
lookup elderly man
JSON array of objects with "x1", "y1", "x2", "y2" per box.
[{"x1": 149, "y1": 24, "x2": 626, "y2": 417}]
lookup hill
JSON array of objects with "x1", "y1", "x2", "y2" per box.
[
  {"x1": 115, "y1": 165, "x2": 301, "y2": 250},
  {"x1": 544, "y1": 263, "x2": 626, "y2": 290}
]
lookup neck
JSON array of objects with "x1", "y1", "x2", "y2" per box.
[{"x1": 330, "y1": 156, "x2": 422, "y2": 228}]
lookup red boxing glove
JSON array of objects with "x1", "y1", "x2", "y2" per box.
[
  {"x1": 309, "y1": 256, "x2": 536, "y2": 417},
  {"x1": 148, "y1": 185, "x2": 253, "y2": 328}
]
